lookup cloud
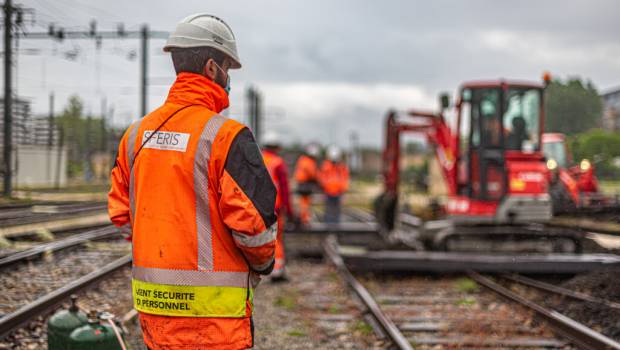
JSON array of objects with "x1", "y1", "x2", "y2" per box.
[
  {"x1": 478, "y1": 29, "x2": 620, "y2": 69},
  {"x1": 253, "y1": 81, "x2": 436, "y2": 147}
]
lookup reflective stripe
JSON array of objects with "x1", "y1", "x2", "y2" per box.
[
  {"x1": 193, "y1": 114, "x2": 227, "y2": 270},
  {"x1": 132, "y1": 266, "x2": 249, "y2": 287},
  {"x1": 127, "y1": 120, "x2": 141, "y2": 222},
  {"x1": 132, "y1": 279, "x2": 253, "y2": 317},
  {"x1": 232, "y1": 222, "x2": 277, "y2": 248},
  {"x1": 251, "y1": 256, "x2": 274, "y2": 272}
]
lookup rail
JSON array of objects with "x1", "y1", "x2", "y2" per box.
[
  {"x1": 469, "y1": 271, "x2": 620, "y2": 350},
  {"x1": 0, "y1": 254, "x2": 132, "y2": 339},
  {"x1": 323, "y1": 235, "x2": 413, "y2": 350}
]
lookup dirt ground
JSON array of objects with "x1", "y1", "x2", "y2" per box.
[{"x1": 546, "y1": 267, "x2": 620, "y2": 341}]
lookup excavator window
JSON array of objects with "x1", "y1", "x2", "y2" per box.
[
  {"x1": 504, "y1": 88, "x2": 541, "y2": 152},
  {"x1": 543, "y1": 141, "x2": 568, "y2": 168},
  {"x1": 458, "y1": 88, "x2": 506, "y2": 200}
]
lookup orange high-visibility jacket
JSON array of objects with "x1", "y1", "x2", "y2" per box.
[
  {"x1": 294, "y1": 154, "x2": 318, "y2": 184},
  {"x1": 319, "y1": 160, "x2": 350, "y2": 196},
  {"x1": 262, "y1": 149, "x2": 290, "y2": 276},
  {"x1": 108, "y1": 73, "x2": 277, "y2": 350},
  {"x1": 262, "y1": 149, "x2": 292, "y2": 216}
]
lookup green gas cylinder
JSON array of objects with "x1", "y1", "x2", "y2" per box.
[
  {"x1": 48, "y1": 295, "x2": 88, "y2": 350},
  {"x1": 67, "y1": 311, "x2": 124, "y2": 350}
]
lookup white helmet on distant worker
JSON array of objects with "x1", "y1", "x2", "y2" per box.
[
  {"x1": 306, "y1": 143, "x2": 320, "y2": 158},
  {"x1": 327, "y1": 145, "x2": 342, "y2": 162},
  {"x1": 164, "y1": 13, "x2": 242, "y2": 69},
  {"x1": 262, "y1": 131, "x2": 281, "y2": 148}
]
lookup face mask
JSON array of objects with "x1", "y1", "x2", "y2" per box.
[{"x1": 213, "y1": 61, "x2": 231, "y2": 95}]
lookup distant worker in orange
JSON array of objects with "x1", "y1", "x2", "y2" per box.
[
  {"x1": 294, "y1": 143, "x2": 320, "y2": 225},
  {"x1": 108, "y1": 14, "x2": 277, "y2": 350},
  {"x1": 261, "y1": 132, "x2": 293, "y2": 282},
  {"x1": 319, "y1": 145, "x2": 350, "y2": 224}
]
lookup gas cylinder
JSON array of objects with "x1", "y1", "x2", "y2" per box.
[
  {"x1": 67, "y1": 311, "x2": 125, "y2": 350},
  {"x1": 48, "y1": 295, "x2": 88, "y2": 350}
]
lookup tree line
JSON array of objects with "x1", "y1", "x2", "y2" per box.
[{"x1": 544, "y1": 78, "x2": 620, "y2": 179}]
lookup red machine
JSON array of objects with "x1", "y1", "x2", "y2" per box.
[
  {"x1": 542, "y1": 133, "x2": 605, "y2": 214},
  {"x1": 376, "y1": 79, "x2": 582, "y2": 252}
]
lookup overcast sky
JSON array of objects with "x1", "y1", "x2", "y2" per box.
[{"x1": 9, "y1": 0, "x2": 620, "y2": 148}]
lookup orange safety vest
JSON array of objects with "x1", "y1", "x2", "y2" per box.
[
  {"x1": 108, "y1": 73, "x2": 277, "y2": 349},
  {"x1": 320, "y1": 160, "x2": 350, "y2": 196},
  {"x1": 294, "y1": 154, "x2": 318, "y2": 183}
]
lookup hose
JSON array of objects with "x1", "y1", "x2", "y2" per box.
[{"x1": 106, "y1": 318, "x2": 128, "y2": 350}]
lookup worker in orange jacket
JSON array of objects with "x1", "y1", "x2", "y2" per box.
[
  {"x1": 319, "y1": 145, "x2": 350, "y2": 224},
  {"x1": 294, "y1": 143, "x2": 320, "y2": 225},
  {"x1": 108, "y1": 14, "x2": 276, "y2": 350},
  {"x1": 261, "y1": 132, "x2": 293, "y2": 282}
]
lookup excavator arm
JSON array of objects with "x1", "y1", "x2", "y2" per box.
[{"x1": 375, "y1": 109, "x2": 456, "y2": 230}]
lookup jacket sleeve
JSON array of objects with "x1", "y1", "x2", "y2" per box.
[
  {"x1": 293, "y1": 157, "x2": 305, "y2": 182},
  {"x1": 318, "y1": 162, "x2": 327, "y2": 191},
  {"x1": 219, "y1": 128, "x2": 278, "y2": 274},
  {"x1": 108, "y1": 128, "x2": 132, "y2": 233}
]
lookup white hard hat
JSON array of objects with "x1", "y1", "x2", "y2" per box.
[
  {"x1": 262, "y1": 131, "x2": 280, "y2": 147},
  {"x1": 327, "y1": 145, "x2": 342, "y2": 161},
  {"x1": 164, "y1": 13, "x2": 242, "y2": 69},
  {"x1": 306, "y1": 143, "x2": 320, "y2": 158}
]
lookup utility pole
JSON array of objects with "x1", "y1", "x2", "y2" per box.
[
  {"x1": 48, "y1": 93, "x2": 54, "y2": 147},
  {"x1": 3, "y1": 0, "x2": 14, "y2": 197},
  {"x1": 246, "y1": 86, "x2": 263, "y2": 144},
  {"x1": 47, "y1": 92, "x2": 54, "y2": 183},
  {"x1": 100, "y1": 96, "x2": 107, "y2": 152},
  {"x1": 84, "y1": 114, "x2": 92, "y2": 181},
  {"x1": 140, "y1": 24, "x2": 148, "y2": 118}
]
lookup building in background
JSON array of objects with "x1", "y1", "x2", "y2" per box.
[
  {"x1": 601, "y1": 87, "x2": 620, "y2": 131},
  {"x1": 0, "y1": 98, "x2": 67, "y2": 188}
]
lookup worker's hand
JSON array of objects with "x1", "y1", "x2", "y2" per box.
[{"x1": 250, "y1": 271, "x2": 262, "y2": 287}]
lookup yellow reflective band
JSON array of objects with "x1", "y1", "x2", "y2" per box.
[{"x1": 132, "y1": 279, "x2": 253, "y2": 317}]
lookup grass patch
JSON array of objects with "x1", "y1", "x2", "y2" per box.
[
  {"x1": 454, "y1": 277, "x2": 479, "y2": 293},
  {"x1": 352, "y1": 320, "x2": 373, "y2": 336},
  {"x1": 455, "y1": 297, "x2": 477, "y2": 307},
  {"x1": 600, "y1": 180, "x2": 620, "y2": 195},
  {"x1": 327, "y1": 304, "x2": 341, "y2": 314},
  {"x1": 327, "y1": 271, "x2": 340, "y2": 282},
  {"x1": 274, "y1": 294, "x2": 297, "y2": 310},
  {"x1": 287, "y1": 329, "x2": 306, "y2": 337}
]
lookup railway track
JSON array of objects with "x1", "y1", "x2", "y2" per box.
[
  {"x1": 0, "y1": 201, "x2": 106, "y2": 227},
  {"x1": 0, "y1": 229, "x2": 131, "y2": 341},
  {"x1": 0, "y1": 225, "x2": 121, "y2": 267},
  {"x1": 324, "y1": 235, "x2": 620, "y2": 349}
]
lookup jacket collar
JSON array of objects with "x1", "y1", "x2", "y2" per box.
[{"x1": 165, "y1": 72, "x2": 230, "y2": 113}]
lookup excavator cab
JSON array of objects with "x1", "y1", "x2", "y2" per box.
[{"x1": 452, "y1": 82, "x2": 550, "y2": 224}]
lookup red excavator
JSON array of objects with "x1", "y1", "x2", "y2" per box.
[
  {"x1": 375, "y1": 78, "x2": 583, "y2": 252},
  {"x1": 542, "y1": 133, "x2": 615, "y2": 214}
]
